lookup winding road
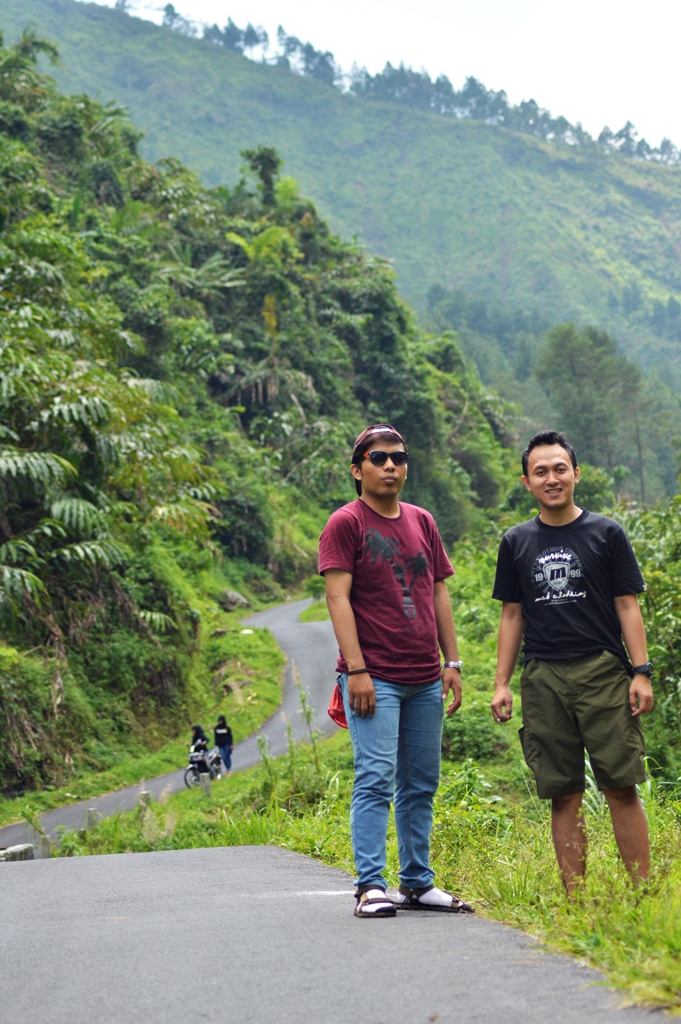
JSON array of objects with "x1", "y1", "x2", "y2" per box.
[
  {"x1": 0, "y1": 598, "x2": 664, "y2": 1022},
  {"x1": 0, "y1": 598, "x2": 338, "y2": 851}
]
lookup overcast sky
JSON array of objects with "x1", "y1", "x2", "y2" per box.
[{"x1": 104, "y1": 0, "x2": 680, "y2": 147}]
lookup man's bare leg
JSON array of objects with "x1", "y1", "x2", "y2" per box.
[
  {"x1": 602, "y1": 785, "x2": 650, "y2": 884},
  {"x1": 551, "y1": 792, "x2": 587, "y2": 896}
]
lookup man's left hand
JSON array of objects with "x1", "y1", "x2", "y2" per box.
[
  {"x1": 630, "y1": 674, "x2": 654, "y2": 717},
  {"x1": 442, "y1": 667, "x2": 462, "y2": 716}
]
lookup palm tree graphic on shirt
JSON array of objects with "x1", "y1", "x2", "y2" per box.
[{"x1": 364, "y1": 529, "x2": 430, "y2": 619}]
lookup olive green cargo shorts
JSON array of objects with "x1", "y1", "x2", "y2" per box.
[{"x1": 519, "y1": 650, "x2": 647, "y2": 800}]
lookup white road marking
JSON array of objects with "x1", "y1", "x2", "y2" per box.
[{"x1": 243, "y1": 890, "x2": 355, "y2": 899}]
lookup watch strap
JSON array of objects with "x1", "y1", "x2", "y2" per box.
[{"x1": 632, "y1": 662, "x2": 654, "y2": 677}]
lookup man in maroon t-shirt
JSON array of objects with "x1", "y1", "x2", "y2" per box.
[{"x1": 319, "y1": 424, "x2": 473, "y2": 918}]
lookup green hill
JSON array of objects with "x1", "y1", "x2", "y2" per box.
[{"x1": 3, "y1": 0, "x2": 681, "y2": 385}]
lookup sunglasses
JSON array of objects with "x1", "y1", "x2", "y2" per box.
[{"x1": 362, "y1": 450, "x2": 409, "y2": 467}]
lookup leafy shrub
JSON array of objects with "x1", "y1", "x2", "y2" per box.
[
  {"x1": 303, "y1": 574, "x2": 325, "y2": 600},
  {"x1": 214, "y1": 495, "x2": 273, "y2": 564},
  {"x1": 35, "y1": 108, "x2": 85, "y2": 160},
  {"x1": 442, "y1": 703, "x2": 508, "y2": 761},
  {"x1": 0, "y1": 645, "x2": 95, "y2": 793},
  {"x1": 0, "y1": 100, "x2": 30, "y2": 140}
]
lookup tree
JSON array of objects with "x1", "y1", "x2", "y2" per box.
[
  {"x1": 161, "y1": 5, "x2": 195, "y2": 37},
  {"x1": 613, "y1": 121, "x2": 638, "y2": 157},
  {"x1": 0, "y1": 26, "x2": 59, "y2": 111},
  {"x1": 534, "y1": 324, "x2": 641, "y2": 472},
  {"x1": 275, "y1": 29, "x2": 338, "y2": 86},
  {"x1": 300, "y1": 42, "x2": 338, "y2": 86},
  {"x1": 243, "y1": 23, "x2": 268, "y2": 57},
  {"x1": 241, "y1": 146, "x2": 282, "y2": 207},
  {"x1": 223, "y1": 18, "x2": 244, "y2": 50}
]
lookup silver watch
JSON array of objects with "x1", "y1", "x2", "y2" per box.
[{"x1": 443, "y1": 660, "x2": 462, "y2": 671}]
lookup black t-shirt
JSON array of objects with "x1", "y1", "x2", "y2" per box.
[
  {"x1": 215, "y1": 726, "x2": 233, "y2": 748},
  {"x1": 492, "y1": 510, "x2": 645, "y2": 667}
]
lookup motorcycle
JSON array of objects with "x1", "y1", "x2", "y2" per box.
[{"x1": 184, "y1": 744, "x2": 224, "y2": 788}]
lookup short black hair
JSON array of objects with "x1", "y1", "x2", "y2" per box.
[
  {"x1": 351, "y1": 430, "x2": 407, "y2": 497},
  {"x1": 522, "y1": 430, "x2": 578, "y2": 476}
]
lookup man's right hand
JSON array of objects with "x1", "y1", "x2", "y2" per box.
[
  {"x1": 349, "y1": 672, "x2": 376, "y2": 717},
  {"x1": 491, "y1": 684, "x2": 513, "y2": 722}
]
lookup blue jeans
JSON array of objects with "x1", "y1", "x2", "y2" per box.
[
  {"x1": 339, "y1": 674, "x2": 443, "y2": 892},
  {"x1": 218, "y1": 747, "x2": 232, "y2": 771}
]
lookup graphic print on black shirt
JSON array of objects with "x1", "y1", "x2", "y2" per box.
[
  {"x1": 531, "y1": 545, "x2": 585, "y2": 603},
  {"x1": 492, "y1": 510, "x2": 645, "y2": 667},
  {"x1": 364, "y1": 528, "x2": 429, "y2": 619}
]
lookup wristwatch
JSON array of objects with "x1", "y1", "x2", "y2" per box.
[
  {"x1": 632, "y1": 662, "x2": 654, "y2": 678},
  {"x1": 443, "y1": 661, "x2": 463, "y2": 672}
]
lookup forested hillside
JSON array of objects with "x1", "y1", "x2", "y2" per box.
[
  {"x1": 0, "y1": 28, "x2": 513, "y2": 794},
  {"x1": 2, "y1": 0, "x2": 681, "y2": 389},
  {"x1": 425, "y1": 286, "x2": 681, "y2": 503}
]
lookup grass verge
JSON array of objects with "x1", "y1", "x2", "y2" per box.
[{"x1": 298, "y1": 599, "x2": 331, "y2": 623}]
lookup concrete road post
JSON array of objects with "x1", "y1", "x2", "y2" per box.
[{"x1": 0, "y1": 843, "x2": 34, "y2": 861}]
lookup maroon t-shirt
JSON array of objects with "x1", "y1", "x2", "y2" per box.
[{"x1": 318, "y1": 500, "x2": 454, "y2": 685}]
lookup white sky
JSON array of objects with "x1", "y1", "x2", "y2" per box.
[{"x1": 104, "y1": 0, "x2": 680, "y2": 146}]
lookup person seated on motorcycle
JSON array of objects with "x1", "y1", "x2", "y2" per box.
[
  {"x1": 190, "y1": 724, "x2": 210, "y2": 773},
  {"x1": 191, "y1": 724, "x2": 208, "y2": 752}
]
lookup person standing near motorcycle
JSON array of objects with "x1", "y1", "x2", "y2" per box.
[{"x1": 215, "y1": 715, "x2": 234, "y2": 773}]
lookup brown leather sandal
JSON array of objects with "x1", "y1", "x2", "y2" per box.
[
  {"x1": 396, "y1": 884, "x2": 474, "y2": 913},
  {"x1": 354, "y1": 890, "x2": 397, "y2": 918}
]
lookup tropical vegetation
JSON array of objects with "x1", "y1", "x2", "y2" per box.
[{"x1": 0, "y1": 25, "x2": 514, "y2": 796}]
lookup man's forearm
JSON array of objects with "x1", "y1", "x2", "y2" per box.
[
  {"x1": 614, "y1": 593, "x2": 654, "y2": 715},
  {"x1": 614, "y1": 595, "x2": 648, "y2": 666},
  {"x1": 490, "y1": 603, "x2": 523, "y2": 722},
  {"x1": 326, "y1": 593, "x2": 366, "y2": 669},
  {"x1": 433, "y1": 581, "x2": 459, "y2": 662},
  {"x1": 495, "y1": 604, "x2": 524, "y2": 686}
]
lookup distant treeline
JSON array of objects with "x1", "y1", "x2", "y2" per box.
[
  {"x1": 349, "y1": 67, "x2": 680, "y2": 167},
  {"x1": 161, "y1": 7, "x2": 681, "y2": 167}
]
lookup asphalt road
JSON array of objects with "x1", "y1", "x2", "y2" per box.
[
  {"x1": 0, "y1": 599, "x2": 338, "y2": 851},
  {"x1": 0, "y1": 845, "x2": 660, "y2": 1024}
]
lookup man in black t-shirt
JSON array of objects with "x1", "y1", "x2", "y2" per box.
[{"x1": 491, "y1": 430, "x2": 654, "y2": 895}]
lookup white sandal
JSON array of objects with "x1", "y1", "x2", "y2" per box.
[
  {"x1": 395, "y1": 884, "x2": 474, "y2": 913},
  {"x1": 354, "y1": 888, "x2": 396, "y2": 918}
]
